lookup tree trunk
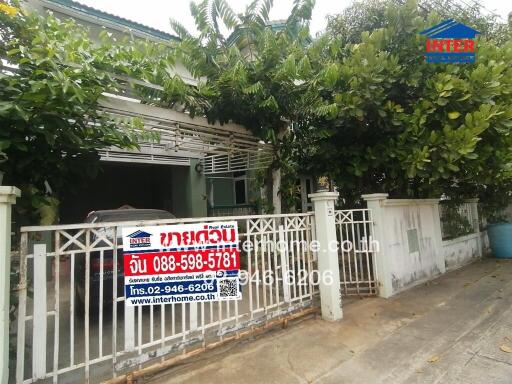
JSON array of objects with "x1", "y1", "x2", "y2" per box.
[
  {"x1": 271, "y1": 126, "x2": 288, "y2": 214},
  {"x1": 272, "y1": 167, "x2": 281, "y2": 214}
]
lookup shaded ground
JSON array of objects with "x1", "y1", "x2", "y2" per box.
[{"x1": 146, "y1": 258, "x2": 512, "y2": 384}]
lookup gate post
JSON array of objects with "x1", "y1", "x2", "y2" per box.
[
  {"x1": 0, "y1": 186, "x2": 21, "y2": 383},
  {"x1": 362, "y1": 193, "x2": 393, "y2": 298},
  {"x1": 309, "y1": 191, "x2": 342, "y2": 321}
]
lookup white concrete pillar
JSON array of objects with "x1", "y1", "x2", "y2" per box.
[
  {"x1": 309, "y1": 191, "x2": 342, "y2": 321},
  {"x1": 431, "y1": 200, "x2": 446, "y2": 275},
  {"x1": 362, "y1": 193, "x2": 393, "y2": 298},
  {"x1": 0, "y1": 186, "x2": 21, "y2": 384}
]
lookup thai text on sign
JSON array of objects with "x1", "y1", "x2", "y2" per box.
[{"x1": 122, "y1": 221, "x2": 241, "y2": 305}]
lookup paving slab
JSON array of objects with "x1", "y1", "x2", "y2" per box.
[{"x1": 146, "y1": 259, "x2": 512, "y2": 384}]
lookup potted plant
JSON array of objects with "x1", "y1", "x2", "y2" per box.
[
  {"x1": 484, "y1": 199, "x2": 512, "y2": 259},
  {"x1": 0, "y1": 151, "x2": 7, "y2": 185}
]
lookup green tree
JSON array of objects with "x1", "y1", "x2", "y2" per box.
[
  {"x1": 0, "y1": 6, "x2": 156, "y2": 223},
  {"x1": 327, "y1": 0, "x2": 510, "y2": 44},
  {"x1": 300, "y1": 0, "x2": 512, "y2": 207},
  {"x1": 167, "y1": 0, "x2": 317, "y2": 212}
]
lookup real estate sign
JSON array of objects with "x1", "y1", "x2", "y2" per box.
[{"x1": 122, "y1": 221, "x2": 241, "y2": 306}]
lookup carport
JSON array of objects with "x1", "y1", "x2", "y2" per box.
[
  {"x1": 60, "y1": 162, "x2": 195, "y2": 223},
  {"x1": 57, "y1": 93, "x2": 273, "y2": 223}
]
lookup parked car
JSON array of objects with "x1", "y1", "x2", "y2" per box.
[{"x1": 75, "y1": 208, "x2": 175, "y2": 315}]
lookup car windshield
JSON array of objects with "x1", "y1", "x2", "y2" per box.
[{"x1": 87, "y1": 210, "x2": 175, "y2": 241}]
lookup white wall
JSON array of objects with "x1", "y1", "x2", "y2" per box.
[
  {"x1": 364, "y1": 194, "x2": 482, "y2": 298},
  {"x1": 442, "y1": 233, "x2": 482, "y2": 271}
]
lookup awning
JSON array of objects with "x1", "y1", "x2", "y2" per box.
[{"x1": 99, "y1": 96, "x2": 273, "y2": 173}]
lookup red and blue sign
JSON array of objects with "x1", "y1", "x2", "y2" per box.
[
  {"x1": 420, "y1": 19, "x2": 480, "y2": 63},
  {"x1": 122, "y1": 222, "x2": 241, "y2": 306}
]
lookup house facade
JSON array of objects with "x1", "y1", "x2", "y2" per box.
[{"x1": 25, "y1": 0, "x2": 271, "y2": 222}]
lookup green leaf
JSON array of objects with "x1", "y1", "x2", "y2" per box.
[
  {"x1": 448, "y1": 112, "x2": 461, "y2": 119},
  {"x1": 0, "y1": 140, "x2": 11, "y2": 150}
]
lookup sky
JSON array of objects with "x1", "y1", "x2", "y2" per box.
[{"x1": 75, "y1": 0, "x2": 511, "y2": 37}]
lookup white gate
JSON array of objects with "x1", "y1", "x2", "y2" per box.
[
  {"x1": 13, "y1": 213, "x2": 318, "y2": 383},
  {"x1": 335, "y1": 209, "x2": 378, "y2": 296}
]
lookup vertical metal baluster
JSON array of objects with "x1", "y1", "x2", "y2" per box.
[
  {"x1": 160, "y1": 303, "x2": 165, "y2": 361},
  {"x1": 356, "y1": 219, "x2": 363, "y2": 292},
  {"x1": 99, "y1": 249, "x2": 104, "y2": 358},
  {"x1": 226, "y1": 293, "x2": 231, "y2": 320},
  {"x1": 150, "y1": 304, "x2": 154, "y2": 343},
  {"x1": 138, "y1": 306, "x2": 142, "y2": 370},
  {"x1": 85, "y1": 230, "x2": 90, "y2": 383},
  {"x1": 261, "y1": 232, "x2": 268, "y2": 312},
  {"x1": 273, "y1": 226, "x2": 280, "y2": 307},
  {"x1": 345, "y1": 222, "x2": 353, "y2": 290},
  {"x1": 351, "y1": 212, "x2": 360, "y2": 295},
  {"x1": 267, "y1": 220, "x2": 278, "y2": 306},
  {"x1": 182, "y1": 303, "x2": 187, "y2": 350},
  {"x1": 305, "y1": 217, "x2": 314, "y2": 299},
  {"x1": 363, "y1": 212, "x2": 371, "y2": 293},
  {"x1": 112, "y1": 227, "x2": 118, "y2": 377},
  {"x1": 16, "y1": 232, "x2": 28, "y2": 384},
  {"x1": 217, "y1": 284, "x2": 224, "y2": 339},
  {"x1": 369, "y1": 210, "x2": 378, "y2": 294},
  {"x1": 266, "y1": 230, "x2": 273, "y2": 308},
  {"x1": 299, "y1": 224, "x2": 306, "y2": 298},
  {"x1": 247, "y1": 219, "x2": 253, "y2": 318},
  {"x1": 254, "y1": 229, "x2": 260, "y2": 311},
  {"x1": 172, "y1": 303, "x2": 176, "y2": 337},
  {"x1": 278, "y1": 224, "x2": 291, "y2": 306},
  {"x1": 290, "y1": 226, "x2": 297, "y2": 301},
  {"x1": 296, "y1": 223, "x2": 303, "y2": 302},
  {"x1": 201, "y1": 301, "x2": 206, "y2": 347},
  {"x1": 53, "y1": 231, "x2": 60, "y2": 383},
  {"x1": 295, "y1": 221, "x2": 301, "y2": 301},
  {"x1": 70, "y1": 252, "x2": 75, "y2": 366},
  {"x1": 233, "y1": 283, "x2": 239, "y2": 324},
  {"x1": 337, "y1": 216, "x2": 346, "y2": 295},
  {"x1": 33, "y1": 244, "x2": 47, "y2": 380}
]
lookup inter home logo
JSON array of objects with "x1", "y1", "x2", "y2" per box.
[
  {"x1": 127, "y1": 230, "x2": 152, "y2": 248},
  {"x1": 420, "y1": 19, "x2": 480, "y2": 63}
]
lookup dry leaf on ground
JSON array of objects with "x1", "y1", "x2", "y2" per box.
[{"x1": 500, "y1": 345, "x2": 512, "y2": 353}]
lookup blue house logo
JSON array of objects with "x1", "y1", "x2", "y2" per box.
[
  {"x1": 420, "y1": 19, "x2": 480, "y2": 63},
  {"x1": 127, "y1": 230, "x2": 152, "y2": 248}
]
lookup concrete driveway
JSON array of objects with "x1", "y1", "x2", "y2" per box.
[{"x1": 146, "y1": 258, "x2": 512, "y2": 384}]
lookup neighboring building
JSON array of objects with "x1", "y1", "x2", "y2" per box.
[{"x1": 25, "y1": 0, "x2": 272, "y2": 222}]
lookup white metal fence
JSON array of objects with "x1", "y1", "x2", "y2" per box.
[
  {"x1": 335, "y1": 209, "x2": 378, "y2": 296},
  {"x1": 439, "y1": 201, "x2": 478, "y2": 240},
  {"x1": 13, "y1": 213, "x2": 318, "y2": 383}
]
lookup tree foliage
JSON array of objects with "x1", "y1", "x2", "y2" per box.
[
  {"x1": 296, "y1": 0, "x2": 512, "y2": 207},
  {"x1": 168, "y1": 0, "x2": 512, "y2": 210},
  {"x1": 3, "y1": 0, "x2": 512, "y2": 220},
  {"x1": 167, "y1": 0, "x2": 318, "y2": 212},
  {"x1": 0, "y1": 6, "x2": 157, "y2": 222},
  {"x1": 169, "y1": 0, "x2": 316, "y2": 142},
  {"x1": 326, "y1": 0, "x2": 511, "y2": 44}
]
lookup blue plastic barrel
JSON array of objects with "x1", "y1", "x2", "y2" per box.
[{"x1": 487, "y1": 223, "x2": 512, "y2": 259}]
